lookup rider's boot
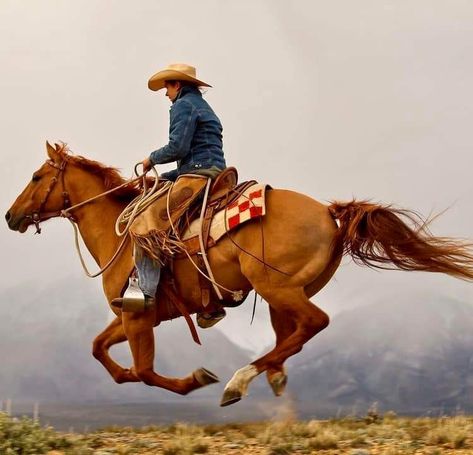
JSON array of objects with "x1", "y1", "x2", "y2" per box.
[
  {"x1": 197, "y1": 308, "x2": 227, "y2": 328},
  {"x1": 111, "y1": 295, "x2": 155, "y2": 312},
  {"x1": 111, "y1": 277, "x2": 155, "y2": 312}
]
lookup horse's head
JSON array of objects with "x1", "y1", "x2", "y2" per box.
[{"x1": 5, "y1": 142, "x2": 72, "y2": 234}]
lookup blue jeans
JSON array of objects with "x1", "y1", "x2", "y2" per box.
[{"x1": 134, "y1": 246, "x2": 161, "y2": 298}]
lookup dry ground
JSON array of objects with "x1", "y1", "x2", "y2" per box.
[{"x1": 2, "y1": 411, "x2": 473, "y2": 454}]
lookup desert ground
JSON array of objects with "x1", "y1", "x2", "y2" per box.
[{"x1": 2, "y1": 411, "x2": 473, "y2": 454}]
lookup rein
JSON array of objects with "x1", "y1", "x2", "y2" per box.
[
  {"x1": 64, "y1": 169, "x2": 169, "y2": 278},
  {"x1": 31, "y1": 158, "x2": 161, "y2": 277}
]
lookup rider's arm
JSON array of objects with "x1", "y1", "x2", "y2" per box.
[{"x1": 149, "y1": 100, "x2": 198, "y2": 166}]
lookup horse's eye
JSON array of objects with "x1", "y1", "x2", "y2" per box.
[{"x1": 32, "y1": 174, "x2": 41, "y2": 182}]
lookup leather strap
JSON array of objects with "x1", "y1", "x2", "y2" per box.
[
  {"x1": 196, "y1": 252, "x2": 211, "y2": 308},
  {"x1": 161, "y1": 284, "x2": 201, "y2": 345},
  {"x1": 202, "y1": 202, "x2": 217, "y2": 247}
]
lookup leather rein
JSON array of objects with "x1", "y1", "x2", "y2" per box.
[{"x1": 27, "y1": 158, "x2": 160, "y2": 278}]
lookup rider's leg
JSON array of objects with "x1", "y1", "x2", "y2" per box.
[
  {"x1": 111, "y1": 246, "x2": 160, "y2": 311},
  {"x1": 134, "y1": 245, "x2": 160, "y2": 301}
]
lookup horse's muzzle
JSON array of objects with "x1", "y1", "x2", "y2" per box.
[{"x1": 5, "y1": 210, "x2": 28, "y2": 232}]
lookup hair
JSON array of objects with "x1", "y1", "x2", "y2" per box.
[
  {"x1": 54, "y1": 143, "x2": 143, "y2": 201},
  {"x1": 165, "y1": 79, "x2": 204, "y2": 93}
]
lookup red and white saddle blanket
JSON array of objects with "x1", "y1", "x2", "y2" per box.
[{"x1": 182, "y1": 183, "x2": 268, "y2": 243}]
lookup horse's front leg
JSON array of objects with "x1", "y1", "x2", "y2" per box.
[
  {"x1": 92, "y1": 315, "x2": 140, "y2": 384},
  {"x1": 122, "y1": 310, "x2": 219, "y2": 395}
]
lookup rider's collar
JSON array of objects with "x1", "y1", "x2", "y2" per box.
[{"x1": 172, "y1": 85, "x2": 201, "y2": 103}]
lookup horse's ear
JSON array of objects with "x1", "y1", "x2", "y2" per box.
[{"x1": 46, "y1": 141, "x2": 59, "y2": 162}]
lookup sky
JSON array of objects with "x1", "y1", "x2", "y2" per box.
[{"x1": 1, "y1": 0, "x2": 473, "y2": 352}]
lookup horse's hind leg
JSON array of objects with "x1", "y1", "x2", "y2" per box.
[
  {"x1": 221, "y1": 286, "x2": 329, "y2": 406},
  {"x1": 92, "y1": 315, "x2": 140, "y2": 384},
  {"x1": 122, "y1": 310, "x2": 219, "y2": 395},
  {"x1": 266, "y1": 306, "x2": 296, "y2": 396}
]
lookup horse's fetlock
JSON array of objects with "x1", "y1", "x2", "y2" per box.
[
  {"x1": 136, "y1": 368, "x2": 154, "y2": 385},
  {"x1": 114, "y1": 374, "x2": 127, "y2": 384}
]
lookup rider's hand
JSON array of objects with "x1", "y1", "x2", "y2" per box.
[{"x1": 142, "y1": 158, "x2": 152, "y2": 173}]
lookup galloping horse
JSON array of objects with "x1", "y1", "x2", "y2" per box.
[{"x1": 6, "y1": 142, "x2": 473, "y2": 406}]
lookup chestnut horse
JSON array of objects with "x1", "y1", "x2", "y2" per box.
[{"x1": 6, "y1": 142, "x2": 473, "y2": 406}]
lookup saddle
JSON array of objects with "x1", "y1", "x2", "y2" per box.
[
  {"x1": 129, "y1": 167, "x2": 241, "y2": 263},
  {"x1": 125, "y1": 167, "x2": 261, "y2": 344}
]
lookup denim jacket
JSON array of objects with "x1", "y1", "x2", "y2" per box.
[{"x1": 149, "y1": 86, "x2": 226, "y2": 181}]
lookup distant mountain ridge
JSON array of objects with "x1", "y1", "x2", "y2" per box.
[
  {"x1": 0, "y1": 278, "x2": 252, "y2": 403},
  {"x1": 286, "y1": 295, "x2": 473, "y2": 416},
  {"x1": 2, "y1": 279, "x2": 472, "y2": 422}
]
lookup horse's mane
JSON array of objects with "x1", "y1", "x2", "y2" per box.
[{"x1": 55, "y1": 143, "x2": 142, "y2": 201}]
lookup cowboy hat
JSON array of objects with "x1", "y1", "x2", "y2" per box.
[{"x1": 148, "y1": 63, "x2": 212, "y2": 91}]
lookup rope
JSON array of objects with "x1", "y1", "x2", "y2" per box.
[
  {"x1": 115, "y1": 180, "x2": 172, "y2": 236},
  {"x1": 65, "y1": 216, "x2": 130, "y2": 278},
  {"x1": 64, "y1": 164, "x2": 244, "y2": 301},
  {"x1": 63, "y1": 165, "x2": 169, "y2": 278}
]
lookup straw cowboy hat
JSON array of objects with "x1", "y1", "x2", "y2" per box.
[{"x1": 148, "y1": 63, "x2": 212, "y2": 91}]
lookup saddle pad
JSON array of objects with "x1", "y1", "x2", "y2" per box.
[{"x1": 182, "y1": 183, "x2": 267, "y2": 242}]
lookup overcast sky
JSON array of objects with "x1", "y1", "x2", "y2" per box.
[{"x1": 1, "y1": 0, "x2": 473, "y2": 351}]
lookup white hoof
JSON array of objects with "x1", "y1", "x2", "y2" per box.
[{"x1": 221, "y1": 365, "x2": 259, "y2": 405}]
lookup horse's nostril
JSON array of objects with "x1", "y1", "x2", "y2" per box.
[{"x1": 5, "y1": 211, "x2": 11, "y2": 222}]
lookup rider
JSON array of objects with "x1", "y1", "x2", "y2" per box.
[{"x1": 137, "y1": 63, "x2": 227, "y2": 327}]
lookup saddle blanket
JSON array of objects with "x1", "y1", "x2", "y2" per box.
[{"x1": 182, "y1": 183, "x2": 268, "y2": 243}]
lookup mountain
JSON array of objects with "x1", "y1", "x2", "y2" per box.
[
  {"x1": 2, "y1": 276, "x2": 473, "y2": 426},
  {"x1": 0, "y1": 276, "x2": 252, "y2": 404},
  {"x1": 285, "y1": 294, "x2": 473, "y2": 416}
]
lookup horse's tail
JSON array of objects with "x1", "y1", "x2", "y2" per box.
[{"x1": 328, "y1": 200, "x2": 473, "y2": 280}]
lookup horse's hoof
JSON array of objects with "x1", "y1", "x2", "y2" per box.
[
  {"x1": 269, "y1": 372, "x2": 288, "y2": 397},
  {"x1": 220, "y1": 389, "x2": 242, "y2": 407},
  {"x1": 193, "y1": 367, "x2": 220, "y2": 386}
]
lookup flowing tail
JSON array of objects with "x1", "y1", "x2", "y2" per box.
[{"x1": 328, "y1": 200, "x2": 473, "y2": 280}]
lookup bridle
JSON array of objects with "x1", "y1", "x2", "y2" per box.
[
  {"x1": 24, "y1": 157, "x2": 162, "y2": 277},
  {"x1": 26, "y1": 158, "x2": 74, "y2": 234}
]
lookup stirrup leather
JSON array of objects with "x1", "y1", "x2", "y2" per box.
[{"x1": 111, "y1": 277, "x2": 155, "y2": 312}]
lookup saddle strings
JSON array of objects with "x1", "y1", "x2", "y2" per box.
[{"x1": 165, "y1": 179, "x2": 245, "y2": 302}]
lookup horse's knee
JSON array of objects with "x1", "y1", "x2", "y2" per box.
[
  {"x1": 92, "y1": 337, "x2": 104, "y2": 360},
  {"x1": 317, "y1": 311, "x2": 330, "y2": 331}
]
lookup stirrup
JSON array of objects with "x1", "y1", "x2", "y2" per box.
[
  {"x1": 111, "y1": 277, "x2": 155, "y2": 312},
  {"x1": 197, "y1": 309, "x2": 226, "y2": 329}
]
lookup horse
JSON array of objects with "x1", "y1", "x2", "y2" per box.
[{"x1": 6, "y1": 142, "x2": 473, "y2": 406}]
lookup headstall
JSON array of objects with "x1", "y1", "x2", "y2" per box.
[{"x1": 26, "y1": 159, "x2": 74, "y2": 234}]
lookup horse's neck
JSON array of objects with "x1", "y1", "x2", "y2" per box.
[{"x1": 72, "y1": 191, "x2": 127, "y2": 267}]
